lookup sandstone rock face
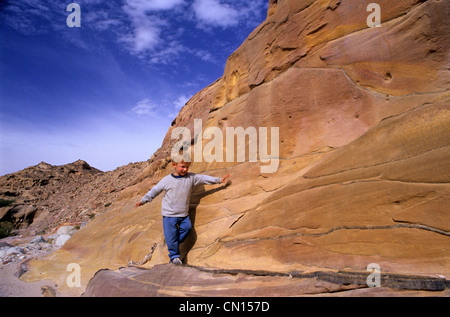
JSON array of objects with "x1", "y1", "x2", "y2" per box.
[{"x1": 22, "y1": 0, "x2": 449, "y2": 296}]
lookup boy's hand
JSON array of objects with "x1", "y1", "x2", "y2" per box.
[
  {"x1": 135, "y1": 201, "x2": 143, "y2": 207},
  {"x1": 221, "y1": 174, "x2": 230, "y2": 183}
]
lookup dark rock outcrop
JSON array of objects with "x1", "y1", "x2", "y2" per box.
[
  {"x1": 0, "y1": 160, "x2": 147, "y2": 235},
  {"x1": 82, "y1": 264, "x2": 450, "y2": 297}
]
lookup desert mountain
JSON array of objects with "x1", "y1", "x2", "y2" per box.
[
  {"x1": 18, "y1": 0, "x2": 449, "y2": 296},
  {"x1": 0, "y1": 160, "x2": 146, "y2": 235}
]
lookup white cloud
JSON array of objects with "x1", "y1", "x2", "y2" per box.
[
  {"x1": 147, "y1": 41, "x2": 185, "y2": 64},
  {"x1": 130, "y1": 99, "x2": 158, "y2": 116},
  {"x1": 124, "y1": 0, "x2": 186, "y2": 12},
  {"x1": 166, "y1": 94, "x2": 192, "y2": 119},
  {"x1": 174, "y1": 94, "x2": 191, "y2": 110},
  {"x1": 120, "y1": 0, "x2": 187, "y2": 60},
  {"x1": 194, "y1": 49, "x2": 217, "y2": 63},
  {"x1": 128, "y1": 22, "x2": 162, "y2": 54},
  {"x1": 0, "y1": 0, "x2": 60, "y2": 35},
  {"x1": 2, "y1": 0, "x2": 267, "y2": 65},
  {"x1": 192, "y1": 0, "x2": 240, "y2": 28}
]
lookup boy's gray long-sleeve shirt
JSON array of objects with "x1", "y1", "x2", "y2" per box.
[{"x1": 140, "y1": 173, "x2": 221, "y2": 217}]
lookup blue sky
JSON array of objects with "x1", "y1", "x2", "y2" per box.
[{"x1": 0, "y1": 0, "x2": 268, "y2": 175}]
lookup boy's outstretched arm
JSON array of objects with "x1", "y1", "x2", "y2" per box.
[
  {"x1": 193, "y1": 173, "x2": 231, "y2": 186},
  {"x1": 220, "y1": 174, "x2": 230, "y2": 183},
  {"x1": 135, "y1": 181, "x2": 165, "y2": 207}
]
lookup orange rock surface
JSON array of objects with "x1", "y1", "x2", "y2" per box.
[{"x1": 22, "y1": 0, "x2": 449, "y2": 296}]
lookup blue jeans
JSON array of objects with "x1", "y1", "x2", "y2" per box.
[{"x1": 163, "y1": 216, "x2": 192, "y2": 260}]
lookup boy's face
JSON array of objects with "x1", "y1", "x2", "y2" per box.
[{"x1": 173, "y1": 161, "x2": 190, "y2": 176}]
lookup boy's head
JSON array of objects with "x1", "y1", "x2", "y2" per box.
[
  {"x1": 172, "y1": 160, "x2": 190, "y2": 176},
  {"x1": 171, "y1": 152, "x2": 191, "y2": 176}
]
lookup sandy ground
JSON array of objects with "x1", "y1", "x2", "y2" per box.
[
  {"x1": 0, "y1": 235, "x2": 63, "y2": 297},
  {"x1": 0, "y1": 263, "x2": 59, "y2": 297}
]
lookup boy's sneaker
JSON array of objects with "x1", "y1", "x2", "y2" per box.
[{"x1": 171, "y1": 257, "x2": 183, "y2": 266}]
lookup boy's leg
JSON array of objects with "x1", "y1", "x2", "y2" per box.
[
  {"x1": 163, "y1": 216, "x2": 180, "y2": 260},
  {"x1": 178, "y1": 216, "x2": 192, "y2": 243}
]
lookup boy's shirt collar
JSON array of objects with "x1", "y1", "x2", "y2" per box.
[{"x1": 171, "y1": 173, "x2": 187, "y2": 178}]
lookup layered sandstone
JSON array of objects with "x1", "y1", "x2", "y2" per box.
[
  {"x1": 82, "y1": 264, "x2": 450, "y2": 297},
  {"x1": 21, "y1": 0, "x2": 449, "y2": 296}
]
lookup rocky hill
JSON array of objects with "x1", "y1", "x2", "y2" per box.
[
  {"x1": 0, "y1": 160, "x2": 147, "y2": 236},
  {"x1": 17, "y1": 0, "x2": 450, "y2": 296}
]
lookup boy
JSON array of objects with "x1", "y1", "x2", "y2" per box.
[{"x1": 135, "y1": 160, "x2": 230, "y2": 265}]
